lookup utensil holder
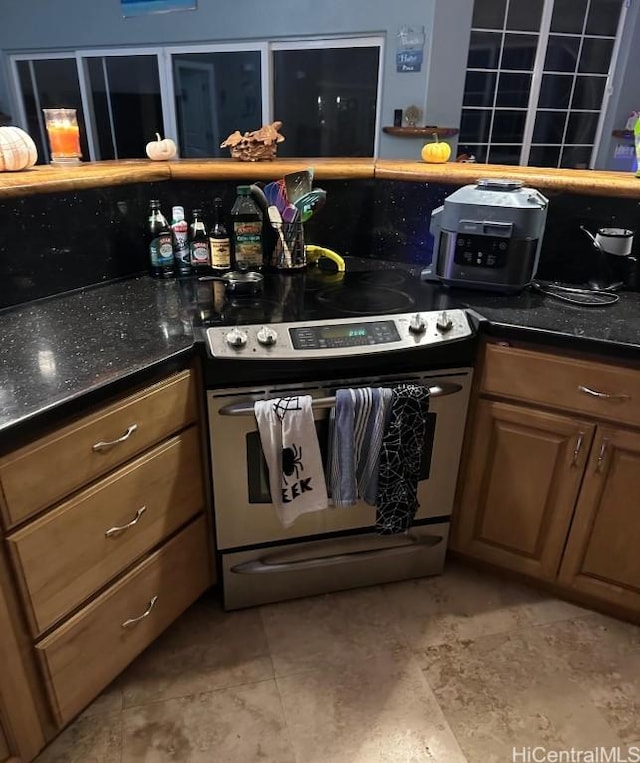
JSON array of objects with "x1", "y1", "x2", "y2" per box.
[{"x1": 271, "y1": 221, "x2": 306, "y2": 271}]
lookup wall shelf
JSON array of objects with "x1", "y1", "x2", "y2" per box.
[{"x1": 382, "y1": 126, "x2": 459, "y2": 139}]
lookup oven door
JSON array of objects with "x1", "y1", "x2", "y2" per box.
[{"x1": 207, "y1": 369, "x2": 472, "y2": 550}]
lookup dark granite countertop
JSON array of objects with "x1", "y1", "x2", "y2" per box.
[
  {"x1": 3, "y1": 271, "x2": 640, "y2": 447},
  {"x1": 457, "y1": 288, "x2": 640, "y2": 362},
  {"x1": 0, "y1": 277, "x2": 194, "y2": 444}
]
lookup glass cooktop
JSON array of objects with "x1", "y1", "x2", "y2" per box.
[{"x1": 190, "y1": 259, "x2": 461, "y2": 329}]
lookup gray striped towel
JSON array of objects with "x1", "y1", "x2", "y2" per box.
[{"x1": 327, "y1": 387, "x2": 393, "y2": 507}]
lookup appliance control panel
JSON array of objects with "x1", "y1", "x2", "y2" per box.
[
  {"x1": 206, "y1": 310, "x2": 472, "y2": 360},
  {"x1": 454, "y1": 234, "x2": 510, "y2": 269}
]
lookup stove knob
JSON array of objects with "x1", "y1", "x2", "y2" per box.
[
  {"x1": 436, "y1": 311, "x2": 454, "y2": 333},
  {"x1": 225, "y1": 327, "x2": 248, "y2": 348},
  {"x1": 408, "y1": 313, "x2": 426, "y2": 334},
  {"x1": 257, "y1": 326, "x2": 278, "y2": 346}
]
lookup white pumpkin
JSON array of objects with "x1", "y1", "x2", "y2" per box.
[
  {"x1": 0, "y1": 126, "x2": 38, "y2": 171},
  {"x1": 146, "y1": 133, "x2": 177, "y2": 161}
]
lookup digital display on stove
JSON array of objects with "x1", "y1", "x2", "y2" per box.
[{"x1": 290, "y1": 321, "x2": 401, "y2": 350}]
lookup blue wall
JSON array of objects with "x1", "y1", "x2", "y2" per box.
[{"x1": 0, "y1": 0, "x2": 473, "y2": 160}]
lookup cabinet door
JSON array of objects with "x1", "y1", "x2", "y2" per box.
[
  {"x1": 0, "y1": 721, "x2": 9, "y2": 762},
  {"x1": 559, "y1": 427, "x2": 640, "y2": 610},
  {"x1": 455, "y1": 400, "x2": 595, "y2": 580}
]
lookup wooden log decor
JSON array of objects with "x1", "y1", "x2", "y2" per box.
[{"x1": 220, "y1": 121, "x2": 285, "y2": 162}]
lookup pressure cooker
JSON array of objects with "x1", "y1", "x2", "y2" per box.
[{"x1": 422, "y1": 178, "x2": 549, "y2": 293}]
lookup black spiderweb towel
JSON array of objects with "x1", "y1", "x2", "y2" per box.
[{"x1": 376, "y1": 384, "x2": 431, "y2": 534}]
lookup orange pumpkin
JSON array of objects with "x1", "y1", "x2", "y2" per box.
[
  {"x1": 421, "y1": 134, "x2": 451, "y2": 164},
  {"x1": 0, "y1": 126, "x2": 38, "y2": 171}
]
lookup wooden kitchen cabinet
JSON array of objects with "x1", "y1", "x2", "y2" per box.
[
  {"x1": 559, "y1": 426, "x2": 640, "y2": 611},
  {"x1": 453, "y1": 339, "x2": 640, "y2": 618},
  {"x1": 456, "y1": 400, "x2": 594, "y2": 580},
  {"x1": 0, "y1": 364, "x2": 214, "y2": 760}
]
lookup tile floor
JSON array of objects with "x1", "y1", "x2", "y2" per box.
[{"x1": 35, "y1": 561, "x2": 640, "y2": 763}]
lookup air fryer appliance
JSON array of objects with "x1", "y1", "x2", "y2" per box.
[{"x1": 422, "y1": 179, "x2": 549, "y2": 293}]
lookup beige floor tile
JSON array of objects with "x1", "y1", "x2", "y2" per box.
[
  {"x1": 34, "y1": 711, "x2": 122, "y2": 763},
  {"x1": 420, "y1": 624, "x2": 621, "y2": 763},
  {"x1": 277, "y1": 647, "x2": 467, "y2": 763},
  {"x1": 382, "y1": 561, "x2": 587, "y2": 649},
  {"x1": 118, "y1": 594, "x2": 273, "y2": 708},
  {"x1": 260, "y1": 584, "x2": 405, "y2": 677},
  {"x1": 535, "y1": 613, "x2": 640, "y2": 744},
  {"x1": 121, "y1": 680, "x2": 295, "y2": 763}
]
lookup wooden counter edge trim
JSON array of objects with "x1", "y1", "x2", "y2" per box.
[
  {"x1": 0, "y1": 161, "x2": 171, "y2": 199},
  {"x1": 1, "y1": 157, "x2": 639, "y2": 198},
  {"x1": 167, "y1": 157, "x2": 375, "y2": 180},
  {"x1": 374, "y1": 161, "x2": 640, "y2": 199}
]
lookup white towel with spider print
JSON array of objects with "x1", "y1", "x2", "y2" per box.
[{"x1": 254, "y1": 395, "x2": 329, "y2": 527}]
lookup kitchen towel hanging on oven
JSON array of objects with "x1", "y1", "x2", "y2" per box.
[
  {"x1": 327, "y1": 387, "x2": 393, "y2": 507},
  {"x1": 255, "y1": 395, "x2": 329, "y2": 527},
  {"x1": 376, "y1": 384, "x2": 431, "y2": 535}
]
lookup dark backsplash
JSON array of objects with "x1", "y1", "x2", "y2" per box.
[{"x1": 1, "y1": 176, "x2": 639, "y2": 310}]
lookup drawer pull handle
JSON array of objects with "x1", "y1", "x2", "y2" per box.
[
  {"x1": 571, "y1": 432, "x2": 585, "y2": 467},
  {"x1": 578, "y1": 385, "x2": 630, "y2": 402},
  {"x1": 596, "y1": 439, "x2": 609, "y2": 473},
  {"x1": 105, "y1": 506, "x2": 147, "y2": 538},
  {"x1": 121, "y1": 595, "x2": 158, "y2": 629},
  {"x1": 92, "y1": 424, "x2": 138, "y2": 452}
]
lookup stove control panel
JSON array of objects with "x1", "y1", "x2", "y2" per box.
[{"x1": 207, "y1": 310, "x2": 472, "y2": 360}]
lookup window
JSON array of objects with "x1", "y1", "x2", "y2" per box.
[
  {"x1": 460, "y1": 0, "x2": 626, "y2": 168},
  {"x1": 272, "y1": 40, "x2": 382, "y2": 157},
  {"x1": 10, "y1": 37, "x2": 383, "y2": 161}
]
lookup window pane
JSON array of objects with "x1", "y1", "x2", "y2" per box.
[
  {"x1": 472, "y1": 0, "x2": 507, "y2": 29},
  {"x1": 32, "y1": 59, "x2": 89, "y2": 161},
  {"x1": 533, "y1": 111, "x2": 567, "y2": 143},
  {"x1": 492, "y1": 110, "x2": 527, "y2": 142},
  {"x1": 16, "y1": 61, "x2": 45, "y2": 162},
  {"x1": 173, "y1": 51, "x2": 262, "y2": 158},
  {"x1": 506, "y1": 0, "x2": 543, "y2": 32},
  {"x1": 561, "y1": 145, "x2": 592, "y2": 168},
  {"x1": 495, "y1": 72, "x2": 531, "y2": 107},
  {"x1": 467, "y1": 31, "x2": 502, "y2": 68},
  {"x1": 551, "y1": 0, "x2": 588, "y2": 33},
  {"x1": 463, "y1": 71, "x2": 497, "y2": 107},
  {"x1": 565, "y1": 112, "x2": 599, "y2": 144},
  {"x1": 488, "y1": 145, "x2": 522, "y2": 164},
  {"x1": 538, "y1": 74, "x2": 573, "y2": 108},
  {"x1": 585, "y1": 0, "x2": 623, "y2": 36},
  {"x1": 579, "y1": 38, "x2": 614, "y2": 73},
  {"x1": 273, "y1": 47, "x2": 379, "y2": 157},
  {"x1": 87, "y1": 59, "x2": 114, "y2": 160},
  {"x1": 528, "y1": 145, "x2": 562, "y2": 168},
  {"x1": 460, "y1": 109, "x2": 492, "y2": 143},
  {"x1": 544, "y1": 35, "x2": 581, "y2": 72},
  {"x1": 501, "y1": 34, "x2": 537, "y2": 70},
  {"x1": 108, "y1": 57, "x2": 162, "y2": 159},
  {"x1": 571, "y1": 76, "x2": 606, "y2": 110}
]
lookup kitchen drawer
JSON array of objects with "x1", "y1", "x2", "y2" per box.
[
  {"x1": 481, "y1": 343, "x2": 640, "y2": 426},
  {"x1": 8, "y1": 427, "x2": 204, "y2": 636},
  {"x1": 36, "y1": 515, "x2": 211, "y2": 727},
  {"x1": 0, "y1": 369, "x2": 197, "y2": 528}
]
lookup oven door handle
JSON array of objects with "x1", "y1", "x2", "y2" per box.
[
  {"x1": 230, "y1": 533, "x2": 445, "y2": 574},
  {"x1": 219, "y1": 382, "x2": 463, "y2": 416}
]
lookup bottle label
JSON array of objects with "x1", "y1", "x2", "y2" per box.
[
  {"x1": 157, "y1": 234, "x2": 174, "y2": 267},
  {"x1": 191, "y1": 240, "x2": 210, "y2": 266},
  {"x1": 210, "y1": 237, "x2": 231, "y2": 269},
  {"x1": 234, "y1": 221, "x2": 263, "y2": 268},
  {"x1": 149, "y1": 238, "x2": 160, "y2": 267},
  {"x1": 173, "y1": 230, "x2": 190, "y2": 269}
]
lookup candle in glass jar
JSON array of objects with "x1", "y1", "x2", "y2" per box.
[{"x1": 43, "y1": 108, "x2": 82, "y2": 163}]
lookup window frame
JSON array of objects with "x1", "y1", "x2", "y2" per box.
[
  {"x1": 8, "y1": 34, "x2": 385, "y2": 161},
  {"x1": 462, "y1": 0, "x2": 629, "y2": 168}
]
